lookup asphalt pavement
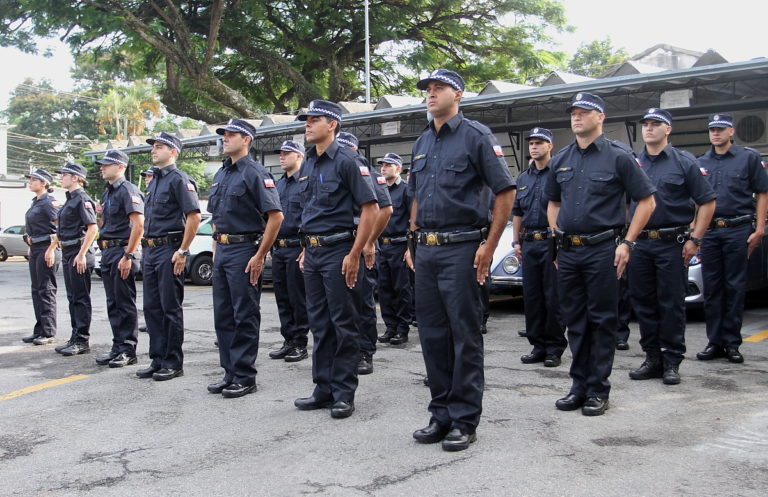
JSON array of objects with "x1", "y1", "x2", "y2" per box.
[{"x1": 1, "y1": 258, "x2": 768, "y2": 497}]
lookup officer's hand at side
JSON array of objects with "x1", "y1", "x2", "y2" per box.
[
  {"x1": 747, "y1": 229, "x2": 764, "y2": 258},
  {"x1": 363, "y1": 242, "x2": 376, "y2": 269},
  {"x1": 297, "y1": 249, "x2": 305, "y2": 272},
  {"x1": 245, "y1": 254, "x2": 264, "y2": 286},
  {"x1": 341, "y1": 253, "x2": 359, "y2": 288},
  {"x1": 44, "y1": 250, "x2": 55, "y2": 268},
  {"x1": 403, "y1": 249, "x2": 414, "y2": 272},
  {"x1": 514, "y1": 244, "x2": 522, "y2": 261},
  {"x1": 682, "y1": 240, "x2": 699, "y2": 267},
  {"x1": 74, "y1": 253, "x2": 87, "y2": 274},
  {"x1": 473, "y1": 243, "x2": 493, "y2": 285},
  {"x1": 117, "y1": 256, "x2": 132, "y2": 279},
  {"x1": 171, "y1": 251, "x2": 186, "y2": 276},
  {"x1": 614, "y1": 244, "x2": 630, "y2": 279}
]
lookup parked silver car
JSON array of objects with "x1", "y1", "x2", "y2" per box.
[
  {"x1": 489, "y1": 221, "x2": 523, "y2": 294},
  {"x1": 0, "y1": 225, "x2": 29, "y2": 261}
]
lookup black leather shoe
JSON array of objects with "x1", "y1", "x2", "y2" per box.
[
  {"x1": 616, "y1": 339, "x2": 629, "y2": 351},
  {"x1": 378, "y1": 330, "x2": 396, "y2": 343},
  {"x1": 330, "y1": 401, "x2": 355, "y2": 419},
  {"x1": 629, "y1": 353, "x2": 663, "y2": 380},
  {"x1": 152, "y1": 368, "x2": 183, "y2": 381},
  {"x1": 95, "y1": 351, "x2": 119, "y2": 365},
  {"x1": 441, "y1": 427, "x2": 477, "y2": 451},
  {"x1": 544, "y1": 355, "x2": 561, "y2": 367},
  {"x1": 284, "y1": 345, "x2": 308, "y2": 362},
  {"x1": 108, "y1": 353, "x2": 137, "y2": 368},
  {"x1": 294, "y1": 395, "x2": 333, "y2": 410},
  {"x1": 207, "y1": 380, "x2": 231, "y2": 394},
  {"x1": 358, "y1": 352, "x2": 373, "y2": 375},
  {"x1": 60, "y1": 342, "x2": 90, "y2": 356},
  {"x1": 725, "y1": 347, "x2": 744, "y2": 363},
  {"x1": 55, "y1": 340, "x2": 73, "y2": 353},
  {"x1": 555, "y1": 393, "x2": 586, "y2": 411},
  {"x1": 697, "y1": 344, "x2": 725, "y2": 360},
  {"x1": 521, "y1": 351, "x2": 546, "y2": 364},
  {"x1": 136, "y1": 365, "x2": 160, "y2": 378},
  {"x1": 22, "y1": 335, "x2": 38, "y2": 343},
  {"x1": 389, "y1": 333, "x2": 408, "y2": 345},
  {"x1": 517, "y1": 329, "x2": 528, "y2": 337},
  {"x1": 269, "y1": 341, "x2": 293, "y2": 359},
  {"x1": 139, "y1": 325, "x2": 148, "y2": 333},
  {"x1": 32, "y1": 336, "x2": 54, "y2": 345},
  {"x1": 662, "y1": 363, "x2": 681, "y2": 385},
  {"x1": 413, "y1": 421, "x2": 451, "y2": 444},
  {"x1": 222, "y1": 383, "x2": 257, "y2": 398},
  {"x1": 582, "y1": 396, "x2": 609, "y2": 416}
]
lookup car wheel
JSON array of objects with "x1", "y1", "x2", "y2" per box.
[
  {"x1": 189, "y1": 254, "x2": 213, "y2": 285},
  {"x1": 0, "y1": 246, "x2": 7, "y2": 262}
]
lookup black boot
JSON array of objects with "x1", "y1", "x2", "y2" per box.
[
  {"x1": 662, "y1": 360, "x2": 681, "y2": 385},
  {"x1": 628, "y1": 351, "x2": 663, "y2": 380}
]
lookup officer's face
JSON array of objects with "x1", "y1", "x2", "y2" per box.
[
  {"x1": 27, "y1": 177, "x2": 45, "y2": 193},
  {"x1": 221, "y1": 130, "x2": 250, "y2": 156},
  {"x1": 570, "y1": 108, "x2": 604, "y2": 136},
  {"x1": 641, "y1": 120, "x2": 671, "y2": 146},
  {"x1": 59, "y1": 173, "x2": 76, "y2": 189},
  {"x1": 304, "y1": 116, "x2": 336, "y2": 144},
  {"x1": 528, "y1": 139, "x2": 553, "y2": 160},
  {"x1": 279, "y1": 151, "x2": 302, "y2": 172},
  {"x1": 143, "y1": 175, "x2": 152, "y2": 187},
  {"x1": 379, "y1": 162, "x2": 401, "y2": 180},
  {"x1": 150, "y1": 142, "x2": 177, "y2": 166},
  {"x1": 424, "y1": 82, "x2": 461, "y2": 116},
  {"x1": 709, "y1": 126, "x2": 734, "y2": 147},
  {"x1": 99, "y1": 162, "x2": 122, "y2": 182}
]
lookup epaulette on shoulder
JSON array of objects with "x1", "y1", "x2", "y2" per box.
[
  {"x1": 676, "y1": 148, "x2": 698, "y2": 163},
  {"x1": 465, "y1": 119, "x2": 493, "y2": 136},
  {"x1": 607, "y1": 138, "x2": 634, "y2": 154},
  {"x1": 743, "y1": 146, "x2": 761, "y2": 157}
]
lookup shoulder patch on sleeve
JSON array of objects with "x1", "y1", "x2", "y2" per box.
[
  {"x1": 376, "y1": 176, "x2": 386, "y2": 185},
  {"x1": 493, "y1": 145, "x2": 504, "y2": 157},
  {"x1": 762, "y1": 161, "x2": 766, "y2": 169},
  {"x1": 699, "y1": 167, "x2": 709, "y2": 175},
  {"x1": 186, "y1": 183, "x2": 196, "y2": 191},
  {"x1": 635, "y1": 157, "x2": 643, "y2": 167},
  {"x1": 51, "y1": 200, "x2": 60, "y2": 208},
  {"x1": 83, "y1": 201, "x2": 93, "y2": 209},
  {"x1": 359, "y1": 166, "x2": 371, "y2": 176},
  {"x1": 131, "y1": 195, "x2": 142, "y2": 204},
  {"x1": 264, "y1": 178, "x2": 276, "y2": 188}
]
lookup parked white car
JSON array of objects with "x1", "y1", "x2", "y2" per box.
[{"x1": 0, "y1": 225, "x2": 29, "y2": 261}]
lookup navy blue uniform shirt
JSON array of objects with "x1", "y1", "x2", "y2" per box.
[
  {"x1": 99, "y1": 177, "x2": 145, "y2": 239},
  {"x1": 144, "y1": 164, "x2": 200, "y2": 237},
  {"x1": 408, "y1": 112, "x2": 515, "y2": 230},
  {"x1": 631, "y1": 144, "x2": 716, "y2": 228},
  {"x1": 207, "y1": 155, "x2": 281, "y2": 233},
  {"x1": 545, "y1": 135, "x2": 655, "y2": 233},
  {"x1": 512, "y1": 162, "x2": 552, "y2": 229},
  {"x1": 383, "y1": 177, "x2": 410, "y2": 236},
  {"x1": 25, "y1": 193, "x2": 59, "y2": 237},
  {"x1": 276, "y1": 171, "x2": 303, "y2": 238},
  {"x1": 698, "y1": 145, "x2": 768, "y2": 217},
  {"x1": 57, "y1": 188, "x2": 97, "y2": 240},
  {"x1": 298, "y1": 141, "x2": 377, "y2": 233}
]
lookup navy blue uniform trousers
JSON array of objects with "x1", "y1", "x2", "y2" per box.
[
  {"x1": 701, "y1": 223, "x2": 752, "y2": 348},
  {"x1": 303, "y1": 242, "x2": 362, "y2": 402},
  {"x1": 61, "y1": 245, "x2": 93, "y2": 343},
  {"x1": 415, "y1": 241, "x2": 484, "y2": 433},
  {"x1": 557, "y1": 240, "x2": 618, "y2": 398},
  {"x1": 627, "y1": 239, "x2": 687, "y2": 364},
  {"x1": 352, "y1": 257, "x2": 379, "y2": 355},
  {"x1": 522, "y1": 239, "x2": 566, "y2": 356},
  {"x1": 616, "y1": 273, "x2": 631, "y2": 343},
  {"x1": 378, "y1": 243, "x2": 412, "y2": 334},
  {"x1": 100, "y1": 246, "x2": 139, "y2": 354},
  {"x1": 143, "y1": 245, "x2": 185, "y2": 370},
  {"x1": 272, "y1": 245, "x2": 309, "y2": 347},
  {"x1": 29, "y1": 244, "x2": 59, "y2": 338},
  {"x1": 212, "y1": 243, "x2": 261, "y2": 386}
]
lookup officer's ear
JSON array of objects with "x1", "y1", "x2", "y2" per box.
[
  {"x1": 596, "y1": 112, "x2": 606, "y2": 124},
  {"x1": 454, "y1": 89, "x2": 464, "y2": 103}
]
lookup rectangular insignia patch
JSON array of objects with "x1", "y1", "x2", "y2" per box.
[
  {"x1": 359, "y1": 166, "x2": 371, "y2": 176},
  {"x1": 84, "y1": 202, "x2": 93, "y2": 209},
  {"x1": 635, "y1": 158, "x2": 643, "y2": 167},
  {"x1": 376, "y1": 176, "x2": 386, "y2": 185},
  {"x1": 264, "y1": 178, "x2": 275, "y2": 188},
  {"x1": 131, "y1": 195, "x2": 141, "y2": 204},
  {"x1": 414, "y1": 154, "x2": 426, "y2": 160},
  {"x1": 298, "y1": 176, "x2": 308, "y2": 181},
  {"x1": 762, "y1": 161, "x2": 766, "y2": 169},
  {"x1": 186, "y1": 183, "x2": 196, "y2": 191},
  {"x1": 699, "y1": 167, "x2": 709, "y2": 176},
  {"x1": 493, "y1": 145, "x2": 504, "y2": 157}
]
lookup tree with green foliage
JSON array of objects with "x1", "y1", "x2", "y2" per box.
[
  {"x1": 1, "y1": 0, "x2": 568, "y2": 122},
  {"x1": 567, "y1": 38, "x2": 629, "y2": 77}
]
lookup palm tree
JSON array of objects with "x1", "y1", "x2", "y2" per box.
[{"x1": 96, "y1": 82, "x2": 161, "y2": 138}]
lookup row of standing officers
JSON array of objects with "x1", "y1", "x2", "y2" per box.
[{"x1": 20, "y1": 69, "x2": 767, "y2": 453}]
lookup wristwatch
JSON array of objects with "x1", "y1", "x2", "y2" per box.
[
  {"x1": 620, "y1": 239, "x2": 636, "y2": 251},
  {"x1": 177, "y1": 249, "x2": 191, "y2": 257},
  {"x1": 689, "y1": 236, "x2": 703, "y2": 246},
  {"x1": 122, "y1": 252, "x2": 136, "y2": 260}
]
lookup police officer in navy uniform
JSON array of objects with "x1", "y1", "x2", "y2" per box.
[
  {"x1": 376, "y1": 153, "x2": 413, "y2": 345},
  {"x1": 627, "y1": 108, "x2": 716, "y2": 384},
  {"x1": 511, "y1": 127, "x2": 566, "y2": 367},
  {"x1": 409, "y1": 69, "x2": 515, "y2": 451},
  {"x1": 546, "y1": 92, "x2": 656, "y2": 416},
  {"x1": 92, "y1": 150, "x2": 145, "y2": 367},
  {"x1": 137, "y1": 132, "x2": 201, "y2": 381},
  {"x1": 293, "y1": 100, "x2": 378, "y2": 419},
  {"x1": 140, "y1": 168, "x2": 154, "y2": 191},
  {"x1": 206, "y1": 119, "x2": 283, "y2": 397},
  {"x1": 336, "y1": 131, "x2": 393, "y2": 375},
  {"x1": 696, "y1": 113, "x2": 768, "y2": 363},
  {"x1": 269, "y1": 140, "x2": 310, "y2": 363},
  {"x1": 22, "y1": 169, "x2": 60, "y2": 345},
  {"x1": 53, "y1": 162, "x2": 99, "y2": 356}
]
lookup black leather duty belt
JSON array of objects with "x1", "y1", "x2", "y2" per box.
[
  {"x1": 274, "y1": 238, "x2": 302, "y2": 248},
  {"x1": 99, "y1": 238, "x2": 128, "y2": 249},
  {"x1": 555, "y1": 228, "x2": 621, "y2": 248},
  {"x1": 214, "y1": 232, "x2": 263, "y2": 245},
  {"x1": 521, "y1": 229, "x2": 552, "y2": 242},
  {"x1": 379, "y1": 235, "x2": 408, "y2": 245},
  {"x1": 415, "y1": 228, "x2": 487, "y2": 246},
  {"x1": 638, "y1": 226, "x2": 689, "y2": 242},
  {"x1": 709, "y1": 215, "x2": 754, "y2": 229},
  {"x1": 60, "y1": 237, "x2": 84, "y2": 248},
  {"x1": 301, "y1": 231, "x2": 355, "y2": 247},
  {"x1": 24, "y1": 234, "x2": 54, "y2": 246},
  {"x1": 141, "y1": 232, "x2": 183, "y2": 248}
]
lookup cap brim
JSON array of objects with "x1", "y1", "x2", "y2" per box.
[
  {"x1": 566, "y1": 103, "x2": 602, "y2": 113},
  {"x1": 525, "y1": 135, "x2": 551, "y2": 142},
  {"x1": 416, "y1": 77, "x2": 461, "y2": 91}
]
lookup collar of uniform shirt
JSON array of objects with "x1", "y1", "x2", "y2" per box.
[
  {"x1": 427, "y1": 111, "x2": 463, "y2": 133},
  {"x1": 107, "y1": 176, "x2": 126, "y2": 191},
  {"x1": 640, "y1": 144, "x2": 672, "y2": 162},
  {"x1": 308, "y1": 139, "x2": 341, "y2": 160},
  {"x1": 65, "y1": 188, "x2": 84, "y2": 199},
  {"x1": 223, "y1": 156, "x2": 246, "y2": 170},
  {"x1": 154, "y1": 164, "x2": 178, "y2": 176},
  {"x1": 528, "y1": 163, "x2": 550, "y2": 175},
  {"x1": 577, "y1": 134, "x2": 607, "y2": 153}
]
